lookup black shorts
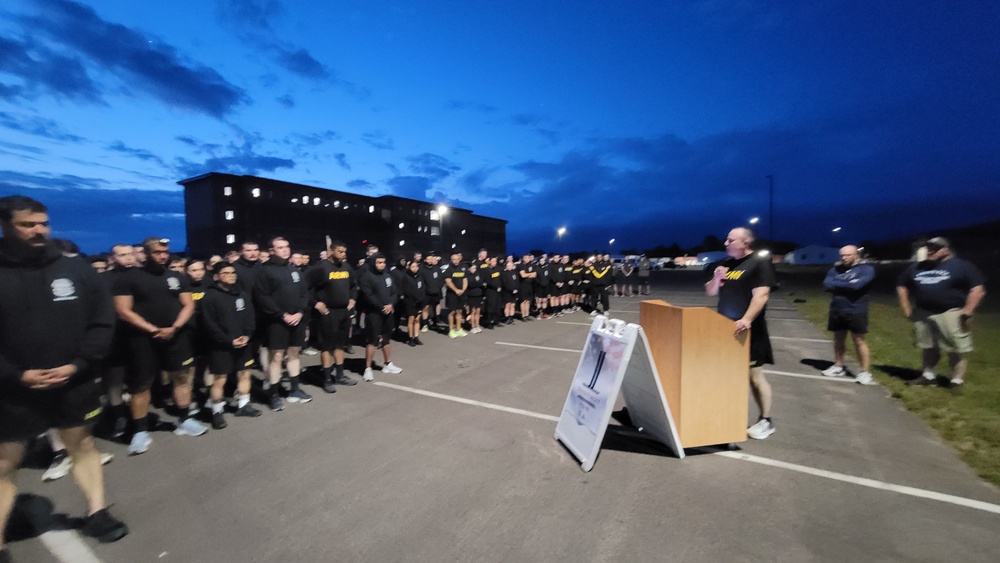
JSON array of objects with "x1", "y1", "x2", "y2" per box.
[
  {"x1": 262, "y1": 319, "x2": 307, "y2": 350},
  {"x1": 466, "y1": 294, "x2": 484, "y2": 310},
  {"x1": 502, "y1": 290, "x2": 517, "y2": 305},
  {"x1": 518, "y1": 284, "x2": 534, "y2": 301},
  {"x1": 400, "y1": 298, "x2": 422, "y2": 319},
  {"x1": 534, "y1": 285, "x2": 550, "y2": 298},
  {"x1": 318, "y1": 308, "x2": 351, "y2": 351},
  {"x1": 207, "y1": 346, "x2": 253, "y2": 376},
  {"x1": 445, "y1": 292, "x2": 468, "y2": 311},
  {"x1": 749, "y1": 319, "x2": 775, "y2": 368},
  {"x1": 365, "y1": 312, "x2": 395, "y2": 346},
  {"x1": 127, "y1": 330, "x2": 195, "y2": 392},
  {"x1": 103, "y1": 326, "x2": 130, "y2": 368},
  {"x1": 424, "y1": 294, "x2": 441, "y2": 308},
  {"x1": 827, "y1": 309, "x2": 868, "y2": 334},
  {"x1": 0, "y1": 379, "x2": 104, "y2": 442}
]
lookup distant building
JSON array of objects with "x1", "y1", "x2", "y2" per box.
[
  {"x1": 180, "y1": 172, "x2": 507, "y2": 259},
  {"x1": 782, "y1": 245, "x2": 839, "y2": 265}
]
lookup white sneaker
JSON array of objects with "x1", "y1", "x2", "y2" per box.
[
  {"x1": 173, "y1": 418, "x2": 209, "y2": 437},
  {"x1": 42, "y1": 453, "x2": 72, "y2": 482},
  {"x1": 382, "y1": 362, "x2": 403, "y2": 374},
  {"x1": 100, "y1": 452, "x2": 114, "y2": 465},
  {"x1": 589, "y1": 310, "x2": 598, "y2": 317},
  {"x1": 301, "y1": 347, "x2": 319, "y2": 356},
  {"x1": 855, "y1": 371, "x2": 875, "y2": 385},
  {"x1": 821, "y1": 365, "x2": 846, "y2": 377},
  {"x1": 127, "y1": 431, "x2": 152, "y2": 456},
  {"x1": 747, "y1": 419, "x2": 775, "y2": 440},
  {"x1": 363, "y1": 367, "x2": 374, "y2": 382}
]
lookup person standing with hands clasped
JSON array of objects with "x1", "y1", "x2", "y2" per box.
[{"x1": 705, "y1": 227, "x2": 777, "y2": 440}]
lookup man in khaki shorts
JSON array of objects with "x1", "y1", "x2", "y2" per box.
[{"x1": 897, "y1": 237, "x2": 986, "y2": 388}]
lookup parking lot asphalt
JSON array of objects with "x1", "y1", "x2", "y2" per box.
[{"x1": 9, "y1": 271, "x2": 1000, "y2": 562}]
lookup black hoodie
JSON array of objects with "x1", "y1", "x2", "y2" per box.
[
  {"x1": 200, "y1": 283, "x2": 256, "y2": 348},
  {"x1": 253, "y1": 256, "x2": 308, "y2": 321},
  {"x1": 0, "y1": 239, "x2": 114, "y2": 388},
  {"x1": 359, "y1": 261, "x2": 398, "y2": 312},
  {"x1": 307, "y1": 258, "x2": 357, "y2": 309}
]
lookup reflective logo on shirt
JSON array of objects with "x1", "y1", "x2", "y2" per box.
[
  {"x1": 914, "y1": 270, "x2": 951, "y2": 285},
  {"x1": 167, "y1": 276, "x2": 181, "y2": 291},
  {"x1": 724, "y1": 271, "x2": 745, "y2": 280},
  {"x1": 452, "y1": 272, "x2": 465, "y2": 278},
  {"x1": 236, "y1": 298, "x2": 246, "y2": 311},
  {"x1": 329, "y1": 271, "x2": 349, "y2": 280},
  {"x1": 417, "y1": 281, "x2": 422, "y2": 288},
  {"x1": 291, "y1": 271, "x2": 301, "y2": 283},
  {"x1": 51, "y1": 278, "x2": 78, "y2": 302},
  {"x1": 385, "y1": 278, "x2": 392, "y2": 287},
  {"x1": 192, "y1": 292, "x2": 205, "y2": 301}
]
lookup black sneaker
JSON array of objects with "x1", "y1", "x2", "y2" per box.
[
  {"x1": 211, "y1": 413, "x2": 227, "y2": 430},
  {"x1": 344, "y1": 346, "x2": 355, "y2": 354},
  {"x1": 334, "y1": 374, "x2": 358, "y2": 386},
  {"x1": 287, "y1": 388, "x2": 313, "y2": 403},
  {"x1": 111, "y1": 416, "x2": 127, "y2": 440},
  {"x1": 323, "y1": 379, "x2": 337, "y2": 394},
  {"x1": 270, "y1": 396, "x2": 285, "y2": 412},
  {"x1": 413, "y1": 337, "x2": 424, "y2": 346},
  {"x1": 0, "y1": 548, "x2": 11, "y2": 563},
  {"x1": 234, "y1": 403, "x2": 262, "y2": 417},
  {"x1": 407, "y1": 338, "x2": 417, "y2": 347},
  {"x1": 907, "y1": 376, "x2": 933, "y2": 386},
  {"x1": 81, "y1": 508, "x2": 129, "y2": 543}
]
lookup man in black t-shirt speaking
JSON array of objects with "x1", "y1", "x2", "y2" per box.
[
  {"x1": 705, "y1": 227, "x2": 777, "y2": 440},
  {"x1": 897, "y1": 237, "x2": 986, "y2": 388}
]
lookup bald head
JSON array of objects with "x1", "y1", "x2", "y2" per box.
[
  {"x1": 839, "y1": 245, "x2": 860, "y2": 266},
  {"x1": 725, "y1": 228, "x2": 754, "y2": 258}
]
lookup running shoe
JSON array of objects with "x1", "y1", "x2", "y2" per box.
[
  {"x1": 235, "y1": 403, "x2": 263, "y2": 417},
  {"x1": 287, "y1": 388, "x2": 313, "y2": 403},
  {"x1": 211, "y1": 413, "x2": 227, "y2": 430},
  {"x1": 42, "y1": 451, "x2": 72, "y2": 482},
  {"x1": 747, "y1": 418, "x2": 775, "y2": 440},
  {"x1": 335, "y1": 373, "x2": 358, "y2": 386},
  {"x1": 363, "y1": 367, "x2": 374, "y2": 382},
  {"x1": 81, "y1": 507, "x2": 129, "y2": 543},
  {"x1": 126, "y1": 431, "x2": 151, "y2": 456},
  {"x1": 173, "y1": 418, "x2": 209, "y2": 437},
  {"x1": 382, "y1": 362, "x2": 403, "y2": 374},
  {"x1": 821, "y1": 365, "x2": 846, "y2": 377},
  {"x1": 855, "y1": 371, "x2": 875, "y2": 385},
  {"x1": 270, "y1": 395, "x2": 285, "y2": 411}
]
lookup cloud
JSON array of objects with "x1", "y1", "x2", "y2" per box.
[
  {"x1": 445, "y1": 100, "x2": 497, "y2": 113},
  {"x1": 347, "y1": 179, "x2": 373, "y2": 189},
  {"x1": 20, "y1": 0, "x2": 247, "y2": 118},
  {"x1": 214, "y1": 0, "x2": 330, "y2": 80},
  {"x1": 385, "y1": 176, "x2": 432, "y2": 200},
  {"x1": 406, "y1": 153, "x2": 460, "y2": 181},
  {"x1": 0, "y1": 111, "x2": 85, "y2": 142},
  {"x1": 362, "y1": 131, "x2": 395, "y2": 151},
  {"x1": 0, "y1": 34, "x2": 102, "y2": 104},
  {"x1": 334, "y1": 153, "x2": 350, "y2": 171},
  {"x1": 107, "y1": 141, "x2": 168, "y2": 167},
  {"x1": 276, "y1": 94, "x2": 295, "y2": 108}
]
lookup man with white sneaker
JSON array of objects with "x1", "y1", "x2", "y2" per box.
[
  {"x1": 358, "y1": 254, "x2": 402, "y2": 381},
  {"x1": 821, "y1": 245, "x2": 876, "y2": 385}
]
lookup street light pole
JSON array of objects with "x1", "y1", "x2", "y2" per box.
[{"x1": 765, "y1": 174, "x2": 774, "y2": 242}]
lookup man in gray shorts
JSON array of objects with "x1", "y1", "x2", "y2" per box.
[{"x1": 897, "y1": 237, "x2": 985, "y2": 388}]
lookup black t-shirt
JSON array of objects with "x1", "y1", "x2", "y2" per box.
[
  {"x1": 897, "y1": 257, "x2": 985, "y2": 316},
  {"x1": 442, "y1": 263, "x2": 468, "y2": 292},
  {"x1": 717, "y1": 254, "x2": 777, "y2": 322},
  {"x1": 113, "y1": 264, "x2": 191, "y2": 328},
  {"x1": 517, "y1": 262, "x2": 536, "y2": 288}
]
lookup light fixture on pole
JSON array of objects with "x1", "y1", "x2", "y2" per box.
[{"x1": 749, "y1": 216, "x2": 759, "y2": 225}]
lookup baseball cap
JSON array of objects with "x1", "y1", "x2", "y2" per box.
[{"x1": 926, "y1": 237, "x2": 951, "y2": 250}]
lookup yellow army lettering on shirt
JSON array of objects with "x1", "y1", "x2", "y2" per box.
[
  {"x1": 591, "y1": 266, "x2": 610, "y2": 278},
  {"x1": 328, "y1": 271, "x2": 350, "y2": 280},
  {"x1": 724, "y1": 270, "x2": 745, "y2": 281},
  {"x1": 491, "y1": 272, "x2": 500, "y2": 278},
  {"x1": 192, "y1": 292, "x2": 205, "y2": 300},
  {"x1": 451, "y1": 272, "x2": 465, "y2": 278}
]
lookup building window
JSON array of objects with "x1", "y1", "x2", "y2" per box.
[
  {"x1": 334, "y1": 200, "x2": 341, "y2": 208},
  {"x1": 302, "y1": 197, "x2": 309, "y2": 205},
  {"x1": 251, "y1": 188, "x2": 261, "y2": 198},
  {"x1": 291, "y1": 198, "x2": 299, "y2": 203},
  {"x1": 399, "y1": 240, "x2": 405, "y2": 246},
  {"x1": 368, "y1": 205, "x2": 375, "y2": 213},
  {"x1": 398, "y1": 222, "x2": 405, "y2": 229},
  {"x1": 226, "y1": 234, "x2": 236, "y2": 244},
  {"x1": 225, "y1": 210, "x2": 234, "y2": 221},
  {"x1": 430, "y1": 210, "x2": 440, "y2": 221},
  {"x1": 313, "y1": 197, "x2": 321, "y2": 205},
  {"x1": 461, "y1": 229, "x2": 466, "y2": 235},
  {"x1": 431, "y1": 226, "x2": 440, "y2": 236},
  {"x1": 223, "y1": 186, "x2": 233, "y2": 196}
]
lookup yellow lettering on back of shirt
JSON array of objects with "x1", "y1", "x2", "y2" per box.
[{"x1": 329, "y1": 271, "x2": 350, "y2": 280}]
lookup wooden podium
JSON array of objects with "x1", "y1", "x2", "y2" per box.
[{"x1": 639, "y1": 300, "x2": 749, "y2": 448}]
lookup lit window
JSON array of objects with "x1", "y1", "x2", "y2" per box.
[
  {"x1": 399, "y1": 240, "x2": 405, "y2": 246},
  {"x1": 398, "y1": 222, "x2": 405, "y2": 229},
  {"x1": 430, "y1": 210, "x2": 440, "y2": 221},
  {"x1": 313, "y1": 197, "x2": 320, "y2": 205},
  {"x1": 451, "y1": 243, "x2": 456, "y2": 249},
  {"x1": 431, "y1": 226, "x2": 440, "y2": 236},
  {"x1": 368, "y1": 205, "x2": 375, "y2": 213},
  {"x1": 302, "y1": 197, "x2": 309, "y2": 205},
  {"x1": 226, "y1": 234, "x2": 236, "y2": 244},
  {"x1": 334, "y1": 200, "x2": 341, "y2": 207},
  {"x1": 225, "y1": 210, "x2": 235, "y2": 221},
  {"x1": 223, "y1": 186, "x2": 233, "y2": 196},
  {"x1": 291, "y1": 198, "x2": 298, "y2": 203},
  {"x1": 461, "y1": 229, "x2": 466, "y2": 235},
  {"x1": 251, "y1": 188, "x2": 261, "y2": 198}
]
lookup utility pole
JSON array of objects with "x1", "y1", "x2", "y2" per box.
[{"x1": 765, "y1": 174, "x2": 774, "y2": 243}]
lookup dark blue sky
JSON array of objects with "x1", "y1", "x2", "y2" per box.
[{"x1": 1, "y1": 0, "x2": 998, "y2": 254}]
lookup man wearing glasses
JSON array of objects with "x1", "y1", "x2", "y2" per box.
[{"x1": 898, "y1": 237, "x2": 986, "y2": 389}]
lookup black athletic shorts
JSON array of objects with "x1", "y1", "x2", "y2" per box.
[
  {"x1": 534, "y1": 285, "x2": 550, "y2": 298},
  {"x1": 262, "y1": 318, "x2": 307, "y2": 349},
  {"x1": 827, "y1": 309, "x2": 868, "y2": 334},
  {"x1": 127, "y1": 330, "x2": 195, "y2": 392},
  {"x1": 365, "y1": 311, "x2": 394, "y2": 346},
  {"x1": 103, "y1": 326, "x2": 130, "y2": 368},
  {"x1": 466, "y1": 295, "x2": 484, "y2": 310},
  {"x1": 502, "y1": 290, "x2": 517, "y2": 305},
  {"x1": 518, "y1": 284, "x2": 534, "y2": 302},
  {"x1": 749, "y1": 319, "x2": 775, "y2": 368},
  {"x1": 0, "y1": 379, "x2": 104, "y2": 442},
  {"x1": 424, "y1": 294, "x2": 441, "y2": 308},
  {"x1": 207, "y1": 346, "x2": 254, "y2": 376},
  {"x1": 318, "y1": 308, "x2": 351, "y2": 351},
  {"x1": 400, "y1": 298, "x2": 422, "y2": 319},
  {"x1": 445, "y1": 292, "x2": 468, "y2": 312}
]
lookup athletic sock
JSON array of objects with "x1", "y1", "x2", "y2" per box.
[
  {"x1": 322, "y1": 366, "x2": 333, "y2": 380},
  {"x1": 212, "y1": 400, "x2": 225, "y2": 414},
  {"x1": 237, "y1": 393, "x2": 250, "y2": 409},
  {"x1": 133, "y1": 417, "x2": 148, "y2": 433},
  {"x1": 289, "y1": 376, "x2": 300, "y2": 392},
  {"x1": 335, "y1": 364, "x2": 345, "y2": 378}
]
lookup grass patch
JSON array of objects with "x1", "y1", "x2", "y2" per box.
[{"x1": 782, "y1": 278, "x2": 1000, "y2": 488}]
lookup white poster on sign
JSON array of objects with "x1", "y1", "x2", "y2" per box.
[{"x1": 555, "y1": 316, "x2": 683, "y2": 472}]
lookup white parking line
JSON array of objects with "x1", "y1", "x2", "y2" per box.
[
  {"x1": 375, "y1": 382, "x2": 1000, "y2": 516},
  {"x1": 765, "y1": 369, "x2": 855, "y2": 382},
  {"x1": 556, "y1": 321, "x2": 593, "y2": 326},
  {"x1": 495, "y1": 341, "x2": 583, "y2": 353},
  {"x1": 771, "y1": 336, "x2": 832, "y2": 343},
  {"x1": 40, "y1": 530, "x2": 103, "y2": 563}
]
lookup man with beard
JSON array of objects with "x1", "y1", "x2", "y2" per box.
[
  {"x1": 898, "y1": 237, "x2": 985, "y2": 389},
  {"x1": 358, "y1": 254, "x2": 403, "y2": 381},
  {"x1": 0, "y1": 196, "x2": 128, "y2": 556},
  {"x1": 114, "y1": 237, "x2": 206, "y2": 454},
  {"x1": 705, "y1": 227, "x2": 777, "y2": 440},
  {"x1": 307, "y1": 241, "x2": 359, "y2": 393},
  {"x1": 442, "y1": 252, "x2": 468, "y2": 338},
  {"x1": 254, "y1": 237, "x2": 312, "y2": 410},
  {"x1": 420, "y1": 252, "x2": 444, "y2": 331}
]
